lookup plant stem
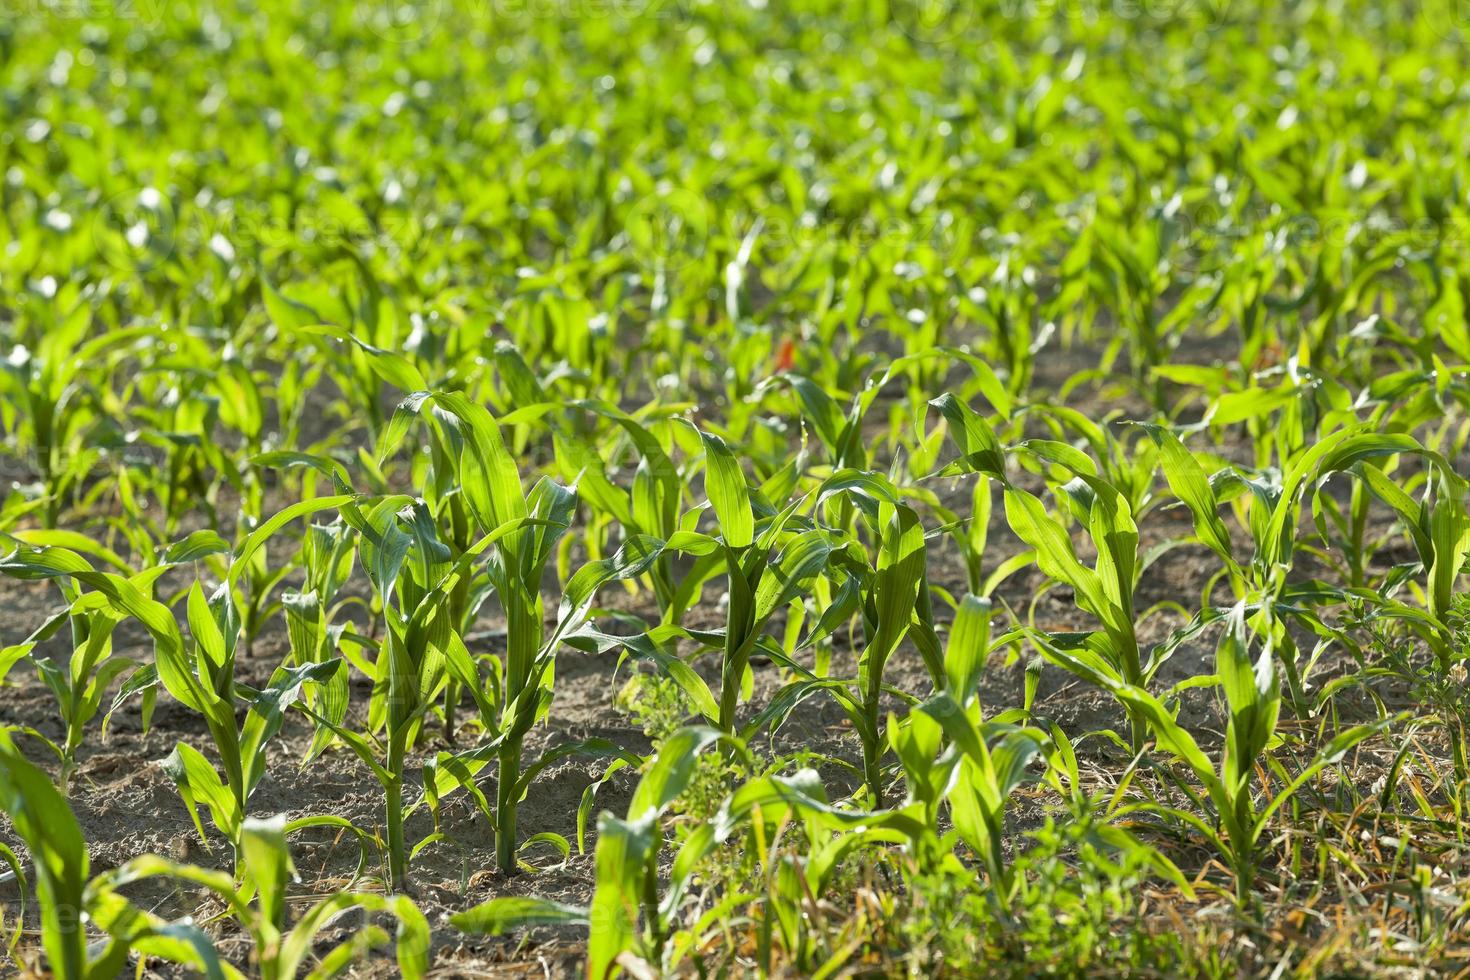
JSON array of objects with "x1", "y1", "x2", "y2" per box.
[
  {"x1": 386, "y1": 736, "x2": 407, "y2": 892},
  {"x1": 442, "y1": 569, "x2": 470, "y2": 745},
  {"x1": 443, "y1": 679, "x2": 459, "y2": 744},
  {"x1": 863, "y1": 739, "x2": 884, "y2": 809},
  {"x1": 496, "y1": 740, "x2": 522, "y2": 875},
  {"x1": 643, "y1": 849, "x2": 664, "y2": 963},
  {"x1": 1128, "y1": 710, "x2": 1148, "y2": 757}
]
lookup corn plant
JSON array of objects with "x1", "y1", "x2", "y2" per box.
[
  {"x1": 305, "y1": 493, "x2": 463, "y2": 891},
  {"x1": 1068, "y1": 603, "x2": 1399, "y2": 906},
  {"x1": 0, "y1": 601, "x2": 127, "y2": 795},
  {"x1": 797, "y1": 474, "x2": 934, "y2": 805},
  {"x1": 493, "y1": 343, "x2": 686, "y2": 617},
  {"x1": 95, "y1": 815, "x2": 429, "y2": 979},
  {"x1": 421, "y1": 530, "x2": 667, "y2": 874},
  {"x1": 1346, "y1": 456, "x2": 1470, "y2": 658},
  {"x1": 0, "y1": 731, "x2": 225, "y2": 979},
  {"x1": 361, "y1": 383, "x2": 495, "y2": 744},
  {"x1": 564, "y1": 423, "x2": 839, "y2": 740},
  {"x1": 162, "y1": 578, "x2": 344, "y2": 870},
  {"x1": 1027, "y1": 403, "x2": 1160, "y2": 517},
  {"x1": 935, "y1": 394, "x2": 1154, "y2": 748},
  {"x1": 450, "y1": 727, "x2": 746, "y2": 974},
  {"x1": 886, "y1": 595, "x2": 1067, "y2": 898},
  {"x1": 0, "y1": 538, "x2": 343, "y2": 871},
  {"x1": 0, "y1": 530, "x2": 167, "y2": 793},
  {"x1": 299, "y1": 388, "x2": 654, "y2": 881},
  {"x1": 0, "y1": 313, "x2": 155, "y2": 528},
  {"x1": 273, "y1": 519, "x2": 358, "y2": 762},
  {"x1": 915, "y1": 693, "x2": 1052, "y2": 899},
  {"x1": 1146, "y1": 420, "x2": 1452, "y2": 707},
  {"x1": 245, "y1": 398, "x2": 514, "y2": 889}
]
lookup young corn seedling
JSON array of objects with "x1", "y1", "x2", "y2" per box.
[
  {"x1": 1146, "y1": 420, "x2": 1440, "y2": 708},
  {"x1": 494, "y1": 343, "x2": 686, "y2": 617},
  {"x1": 0, "y1": 310, "x2": 153, "y2": 528},
  {"x1": 372, "y1": 390, "x2": 570, "y2": 874},
  {"x1": 1348, "y1": 455, "x2": 1470, "y2": 658},
  {"x1": 567, "y1": 525, "x2": 838, "y2": 732},
  {"x1": 935, "y1": 394, "x2": 1153, "y2": 749},
  {"x1": 1069, "y1": 602, "x2": 1398, "y2": 907},
  {"x1": 1028, "y1": 403, "x2": 1160, "y2": 517},
  {"x1": 255, "y1": 389, "x2": 529, "y2": 888},
  {"x1": 95, "y1": 815, "x2": 430, "y2": 980},
  {"x1": 0, "y1": 730, "x2": 225, "y2": 979},
  {"x1": 0, "y1": 530, "x2": 176, "y2": 794},
  {"x1": 344, "y1": 389, "x2": 661, "y2": 878},
  {"x1": 701, "y1": 471, "x2": 944, "y2": 807},
  {"x1": 275, "y1": 519, "x2": 359, "y2": 762},
  {"x1": 550, "y1": 400, "x2": 684, "y2": 617},
  {"x1": 266, "y1": 293, "x2": 408, "y2": 441},
  {"x1": 421, "y1": 526, "x2": 667, "y2": 875},
  {"x1": 565, "y1": 423, "x2": 838, "y2": 739},
  {"x1": 890, "y1": 594, "x2": 1058, "y2": 892},
  {"x1": 308, "y1": 491, "x2": 467, "y2": 890},
  {"x1": 914, "y1": 686, "x2": 1053, "y2": 900},
  {"x1": 371, "y1": 391, "x2": 497, "y2": 744},
  {"x1": 161, "y1": 578, "x2": 345, "y2": 873},
  {"x1": 766, "y1": 352, "x2": 1012, "y2": 541},
  {"x1": 885, "y1": 596, "x2": 1013, "y2": 867},
  {"x1": 695, "y1": 423, "x2": 803, "y2": 739},
  {"x1": 0, "y1": 530, "x2": 344, "y2": 872},
  {"x1": 809, "y1": 475, "x2": 934, "y2": 805},
  {"x1": 0, "y1": 600, "x2": 129, "y2": 795}
]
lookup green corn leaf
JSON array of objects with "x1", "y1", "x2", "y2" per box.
[
  {"x1": 298, "y1": 325, "x2": 429, "y2": 393},
  {"x1": 1003, "y1": 488, "x2": 1110, "y2": 621},
  {"x1": 587, "y1": 813, "x2": 652, "y2": 980},
  {"x1": 1427, "y1": 478, "x2": 1470, "y2": 622},
  {"x1": 945, "y1": 595, "x2": 993, "y2": 704},
  {"x1": 860, "y1": 504, "x2": 927, "y2": 691},
  {"x1": 1141, "y1": 423, "x2": 1234, "y2": 564},
  {"x1": 930, "y1": 393, "x2": 1006, "y2": 478},
  {"x1": 239, "y1": 816, "x2": 294, "y2": 937},
  {"x1": 451, "y1": 896, "x2": 588, "y2": 935},
  {"x1": 1215, "y1": 603, "x2": 1278, "y2": 793},
  {"x1": 164, "y1": 530, "x2": 231, "y2": 565},
  {"x1": 752, "y1": 529, "x2": 835, "y2": 623},
  {"x1": 186, "y1": 582, "x2": 229, "y2": 672},
  {"x1": 239, "y1": 660, "x2": 343, "y2": 794},
  {"x1": 0, "y1": 732, "x2": 88, "y2": 980},
  {"x1": 163, "y1": 742, "x2": 242, "y2": 844},
  {"x1": 697, "y1": 428, "x2": 754, "y2": 549}
]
